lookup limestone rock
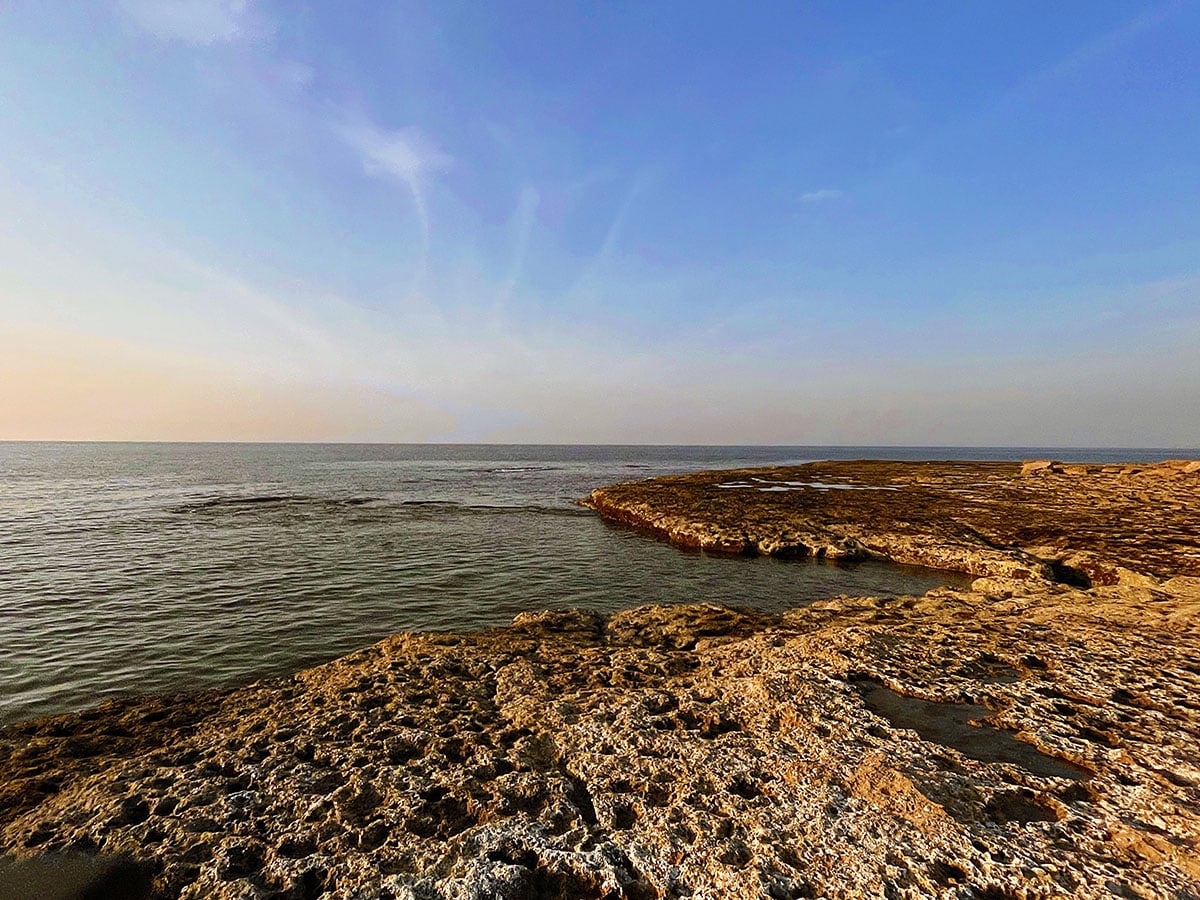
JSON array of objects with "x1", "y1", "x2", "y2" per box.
[
  {"x1": 1020, "y1": 460, "x2": 1059, "y2": 476},
  {"x1": 584, "y1": 459, "x2": 1200, "y2": 581}
]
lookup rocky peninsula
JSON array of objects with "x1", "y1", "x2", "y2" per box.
[{"x1": 2, "y1": 460, "x2": 1199, "y2": 899}]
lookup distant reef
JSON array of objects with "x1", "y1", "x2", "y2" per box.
[{"x1": 2, "y1": 460, "x2": 1199, "y2": 899}]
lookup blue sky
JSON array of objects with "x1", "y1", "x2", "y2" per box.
[{"x1": 1, "y1": 1, "x2": 1197, "y2": 444}]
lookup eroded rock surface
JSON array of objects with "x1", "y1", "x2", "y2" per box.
[
  {"x1": 2, "y1": 461, "x2": 1199, "y2": 899},
  {"x1": 584, "y1": 459, "x2": 1200, "y2": 585}
]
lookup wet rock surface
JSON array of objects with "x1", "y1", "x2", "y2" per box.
[{"x1": 2, "y1": 461, "x2": 1199, "y2": 898}]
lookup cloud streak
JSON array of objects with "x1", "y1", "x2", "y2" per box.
[
  {"x1": 799, "y1": 188, "x2": 844, "y2": 204},
  {"x1": 336, "y1": 117, "x2": 452, "y2": 291},
  {"x1": 569, "y1": 173, "x2": 651, "y2": 307},
  {"x1": 496, "y1": 186, "x2": 540, "y2": 311},
  {"x1": 116, "y1": 0, "x2": 270, "y2": 45}
]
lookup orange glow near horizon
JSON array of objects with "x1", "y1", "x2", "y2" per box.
[{"x1": 0, "y1": 325, "x2": 455, "y2": 442}]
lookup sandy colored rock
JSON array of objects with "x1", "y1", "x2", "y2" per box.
[
  {"x1": 584, "y1": 459, "x2": 1200, "y2": 585},
  {"x1": 1019, "y1": 460, "x2": 1058, "y2": 476},
  {"x1": 1, "y1": 461, "x2": 1198, "y2": 899}
]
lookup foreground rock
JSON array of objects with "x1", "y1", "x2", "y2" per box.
[{"x1": 2, "y1": 461, "x2": 1199, "y2": 899}]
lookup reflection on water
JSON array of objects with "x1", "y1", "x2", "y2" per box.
[{"x1": 1, "y1": 442, "x2": 1168, "y2": 725}]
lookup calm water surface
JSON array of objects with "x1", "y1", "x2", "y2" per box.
[{"x1": 1, "y1": 443, "x2": 1186, "y2": 725}]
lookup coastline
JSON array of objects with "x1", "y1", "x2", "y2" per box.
[
  {"x1": 2, "y1": 460, "x2": 1199, "y2": 898},
  {"x1": 584, "y1": 459, "x2": 1200, "y2": 584}
]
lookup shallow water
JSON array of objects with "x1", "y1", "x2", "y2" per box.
[
  {"x1": 855, "y1": 679, "x2": 1089, "y2": 782},
  {"x1": 0, "y1": 443, "x2": 1185, "y2": 725}
]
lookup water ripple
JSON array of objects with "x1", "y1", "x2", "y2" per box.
[{"x1": 12, "y1": 441, "x2": 1155, "y2": 725}]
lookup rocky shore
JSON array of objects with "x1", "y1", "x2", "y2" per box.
[
  {"x1": 584, "y1": 459, "x2": 1200, "y2": 585},
  {"x1": 2, "y1": 461, "x2": 1199, "y2": 899}
]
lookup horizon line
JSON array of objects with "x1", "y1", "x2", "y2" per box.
[{"x1": 1, "y1": 440, "x2": 1198, "y2": 451}]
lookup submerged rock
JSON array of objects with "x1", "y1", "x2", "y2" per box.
[{"x1": 1, "y1": 461, "x2": 1198, "y2": 898}]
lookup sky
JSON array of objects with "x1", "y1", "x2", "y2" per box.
[{"x1": 1, "y1": 1, "x2": 1198, "y2": 445}]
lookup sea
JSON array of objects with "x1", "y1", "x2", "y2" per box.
[{"x1": 1, "y1": 443, "x2": 1190, "y2": 726}]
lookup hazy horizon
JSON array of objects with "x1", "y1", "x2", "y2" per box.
[
  {"x1": 2, "y1": 2, "x2": 1198, "y2": 445},
  {"x1": 3, "y1": 440, "x2": 1198, "y2": 454}
]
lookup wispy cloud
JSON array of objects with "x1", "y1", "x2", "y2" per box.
[
  {"x1": 569, "y1": 172, "x2": 652, "y2": 306},
  {"x1": 496, "y1": 186, "x2": 540, "y2": 310},
  {"x1": 116, "y1": 0, "x2": 270, "y2": 45},
  {"x1": 1026, "y1": 3, "x2": 1178, "y2": 93},
  {"x1": 958, "y1": 3, "x2": 1183, "y2": 136},
  {"x1": 336, "y1": 117, "x2": 452, "y2": 289},
  {"x1": 799, "y1": 188, "x2": 844, "y2": 204}
]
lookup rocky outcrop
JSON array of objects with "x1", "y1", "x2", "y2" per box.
[
  {"x1": 1022, "y1": 459, "x2": 1200, "y2": 478},
  {"x1": 2, "y1": 461, "x2": 1199, "y2": 899},
  {"x1": 584, "y1": 459, "x2": 1200, "y2": 586}
]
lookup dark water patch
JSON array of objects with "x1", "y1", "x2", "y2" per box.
[
  {"x1": 486, "y1": 465, "x2": 565, "y2": 473},
  {"x1": 177, "y1": 495, "x2": 598, "y2": 521},
  {"x1": 0, "y1": 853, "x2": 155, "y2": 900},
  {"x1": 389, "y1": 500, "x2": 593, "y2": 519},
  {"x1": 172, "y1": 494, "x2": 312, "y2": 511},
  {"x1": 418, "y1": 502, "x2": 591, "y2": 517},
  {"x1": 464, "y1": 505, "x2": 592, "y2": 519},
  {"x1": 853, "y1": 679, "x2": 1089, "y2": 780},
  {"x1": 171, "y1": 495, "x2": 384, "y2": 514}
]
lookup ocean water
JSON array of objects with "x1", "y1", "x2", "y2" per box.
[{"x1": 0, "y1": 443, "x2": 1187, "y2": 726}]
